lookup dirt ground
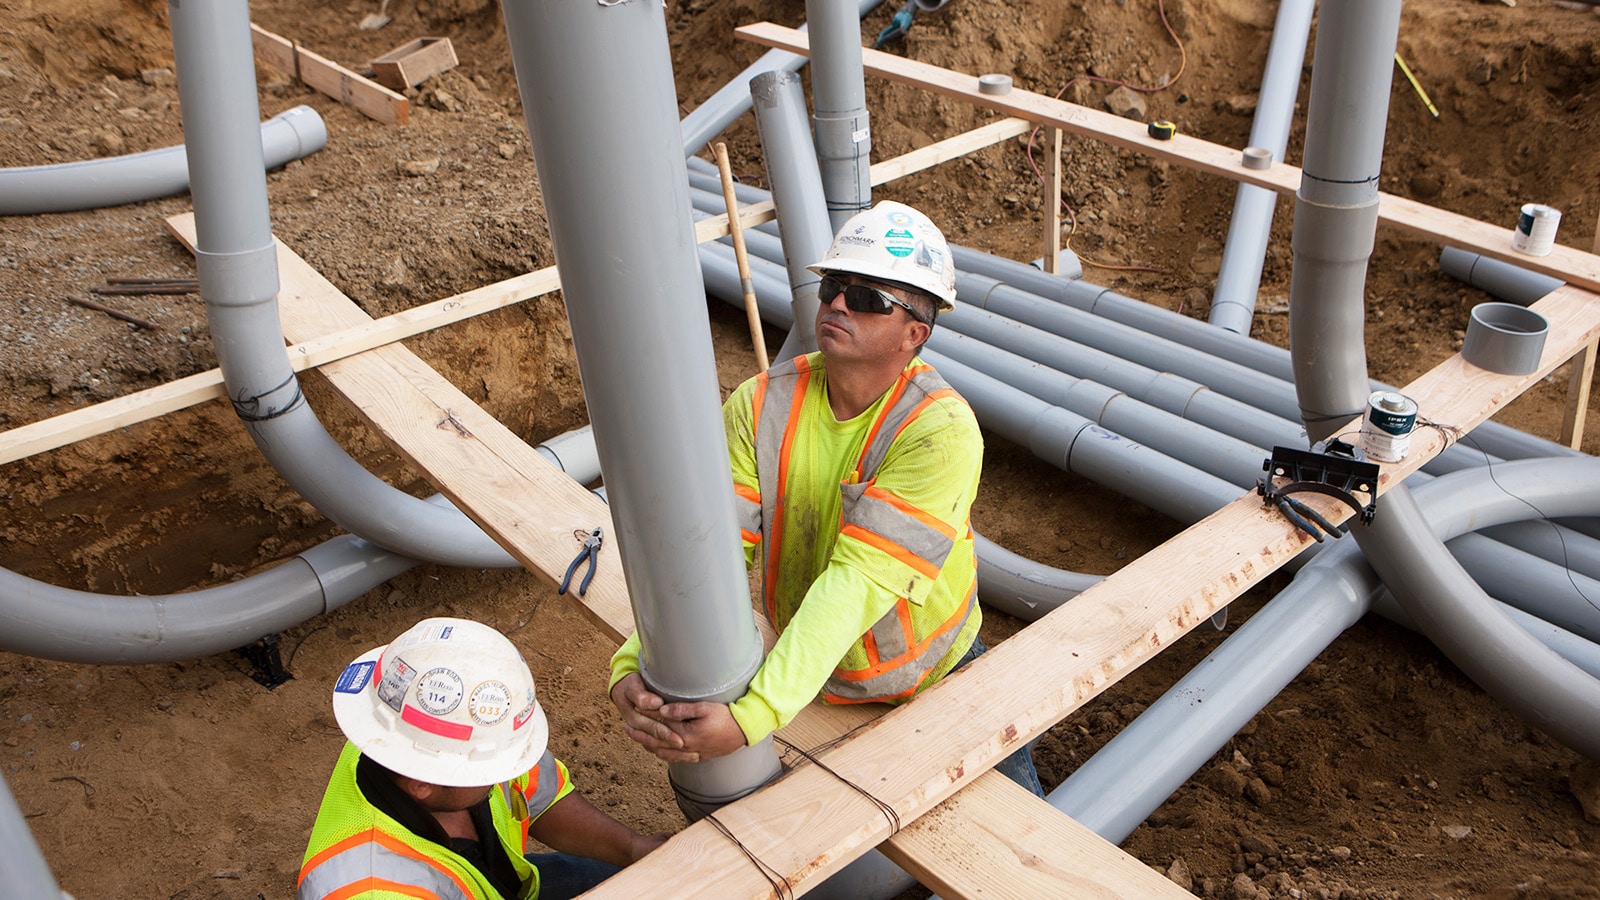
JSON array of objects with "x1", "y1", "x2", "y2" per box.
[{"x1": 4, "y1": 0, "x2": 1600, "y2": 897}]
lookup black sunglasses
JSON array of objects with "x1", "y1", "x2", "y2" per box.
[{"x1": 818, "y1": 275, "x2": 928, "y2": 325}]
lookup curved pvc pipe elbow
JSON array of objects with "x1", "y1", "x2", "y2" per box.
[{"x1": 0, "y1": 106, "x2": 326, "y2": 216}]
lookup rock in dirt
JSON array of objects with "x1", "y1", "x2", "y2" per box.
[
  {"x1": 1570, "y1": 759, "x2": 1600, "y2": 824},
  {"x1": 398, "y1": 157, "x2": 441, "y2": 177},
  {"x1": 1103, "y1": 85, "x2": 1147, "y2": 120},
  {"x1": 1166, "y1": 856, "x2": 1194, "y2": 891}
]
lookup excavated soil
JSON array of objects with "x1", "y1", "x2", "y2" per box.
[{"x1": 3, "y1": 0, "x2": 1600, "y2": 897}]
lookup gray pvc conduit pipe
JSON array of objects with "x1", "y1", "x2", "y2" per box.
[
  {"x1": 1439, "y1": 246, "x2": 1564, "y2": 306},
  {"x1": 0, "y1": 536, "x2": 416, "y2": 664},
  {"x1": 171, "y1": 1, "x2": 514, "y2": 570},
  {"x1": 1292, "y1": 0, "x2": 1600, "y2": 760},
  {"x1": 749, "y1": 69, "x2": 831, "y2": 362},
  {"x1": 953, "y1": 245, "x2": 1580, "y2": 466},
  {"x1": 1481, "y1": 521, "x2": 1600, "y2": 584},
  {"x1": 0, "y1": 106, "x2": 327, "y2": 216},
  {"x1": 0, "y1": 430, "x2": 598, "y2": 665},
  {"x1": 974, "y1": 533, "x2": 1101, "y2": 620},
  {"x1": 678, "y1": 0, "x2": 883, "y2": 155},
  {"x1": 1445, "y1": 533, "x2": 1600, "y2": 643},
  {"x1": 498, "y1": 0, "x2": 779, "y2": 811},
  {"x1": 0, "y1": 775, "x2": 62, "y2": 899},
  {"x1": 806, "y1": 0, "x2": 872, "y2": 228},
  {"x1": 927, "y1": 327, "x2": 1270, "y2": 488},
  {"x1": 1053, "y1": 457, "x2": 1600, "y2": 842},
  {"x1": 1207, "y1": 0, "x2": 1313, "y2": 335}
]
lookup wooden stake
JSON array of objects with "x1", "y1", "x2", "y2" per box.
[
  {"x1": 1561, "y1": 216, "x2": 1600, "y2": 449},
  {"x1": 1042, "y1": 126, "x2": 1063, "y2": 275},
  {"x1": 713, "y1": 141, "x2": 770, "y2": 372}
]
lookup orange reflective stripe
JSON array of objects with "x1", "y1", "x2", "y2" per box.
[
  {"x1": 863, "y1": 484, "x2": 959, "y2": 541},
  {"x1": 300, "y1": 829, "x2": 472, "y2": 899},
  {"x1": 839, "y1": 523, "x2": 942, "y2": 580},
  {"x1": 324, "y1": 878, "x2": 446, "y2": 900}
]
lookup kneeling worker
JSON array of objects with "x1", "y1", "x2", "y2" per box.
[{"x1": 299, "y1": 617, "x2": 666, "y2": 900}]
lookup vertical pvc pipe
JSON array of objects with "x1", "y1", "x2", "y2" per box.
[
  {"x1": 750, "y1": 70, "x2": 832, "y2": 361},
  {"x1": 1287, "y1": 0, "x2": 1397, "y2": 437},
  {"x1": 679, "y1": 0, "x2": 884, "y2": 155},
  {"x1": 497, "y1": 0, "x2": 779, "y2": 809},
  {"x1": 806, "y1": 0, "x2": 872, "y2": 228},
  {"x1": 1207, "y1": 0, "x2": 1313, "y2": 335},
  {"x1": 171, "y1": 0, "x2": 512, "y2": 568}
]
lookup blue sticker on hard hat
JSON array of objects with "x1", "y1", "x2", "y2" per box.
[
  {"x1": 886, "y1": 211, "x2": 913, "y2": 227},
  {"x1": 335, "y1": 660, "x2": 376, "y2": 694}
]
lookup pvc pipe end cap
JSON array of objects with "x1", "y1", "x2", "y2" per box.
[
  {"x1": 1242, "y1": 147, "x2": 1273, "y2": 170},
  {"x1": 978, "y1": 74, "x2": 1013, "y2": 95}
]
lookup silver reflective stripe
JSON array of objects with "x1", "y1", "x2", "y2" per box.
[
  {"x1": 297, "y1": 836, "x2": 474, "y2": 900},
  {"x1": 855, "y1": 365, "x2": 954, "y2": 483},
  {"x1": 845, "y1": 487, "x2": 956, "y2": 575},
  {"x1": 825, "y1": 593, "x2": 975, "y2": 701},
  {"x1": 735, "y1": 491, "x2": 762, "y2": 540},
  {"x1": 523, "y1": 749, "x2": 562, "y2": 818},
  {"x1": 754, "y1": 357, "x2": 805, "y2": 603}
]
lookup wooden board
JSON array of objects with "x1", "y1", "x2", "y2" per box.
[
  {"x1": 881, "y1": 772, "x2": 1193, "y2": 900},
  {"x1": 0, "y1": 264, "x2": 562, "y2": 466},
  {"x1": 165, "y1": 214, "x2": 633, "y2": 641},
  {"x1": 736, "y1": 22, "x2": 1600, "y2": 294},
  {"x1": 580, "y1": 281, "x2": 1600, "y2": 898},
  {"x1": 370, "y1": 37, "x2": 458, "y2": 91},
  {"x1": 250, "y1": 24, "x2": 409, "y2": 125}
]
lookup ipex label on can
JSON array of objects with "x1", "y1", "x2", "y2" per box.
[
  {"x1": 1511, "y1": 203, "x2": 1561, "y2": 257},
  {"x1": 1360, "y1": 391, "x2": 1418, "y2": 463}
]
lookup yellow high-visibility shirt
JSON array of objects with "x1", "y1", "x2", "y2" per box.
[{"x1": 611, "y1": 354, "x2": 982, "y2": 745}]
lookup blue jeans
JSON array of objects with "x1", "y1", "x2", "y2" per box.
[
  {"x1": 526, "y1": 852, "x2": 621, "y2": 900},
  {"x1": 953, "y1": 636, "x2": 1046, "y2": 798}
]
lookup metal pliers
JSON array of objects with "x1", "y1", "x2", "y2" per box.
[{"x1": 558, "y1": 526, "x2": 603, "y2": 597}]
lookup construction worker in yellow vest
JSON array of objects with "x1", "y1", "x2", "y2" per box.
[
  {"x1": 609, "y1": 201, "x2": 1041, "y2": 796},
  {"x1": 299, "y1": 617, "x2": 667, "y2": 900}
]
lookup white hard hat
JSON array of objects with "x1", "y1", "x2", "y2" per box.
[
  {"x1": 807, "y1": 201, "x2": 957, "y2": 310},
  {"x1": 330, "y1": 617, "x2": 549, "y2": 788}
]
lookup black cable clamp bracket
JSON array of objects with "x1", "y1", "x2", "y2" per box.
[{"x1": 1256, "y1": 440, "x2": 1379, "y2": 542}]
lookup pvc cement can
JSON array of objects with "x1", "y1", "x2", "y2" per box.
[
  {"x1": 1511, "y1": 203, "x2": 1561, "y2": 257},
  {"x1": 1360, "y1": 391, "x2": 1418, "y2": 463}
]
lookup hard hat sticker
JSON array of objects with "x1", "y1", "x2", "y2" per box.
[
  {"x1": 376, "y1": 658, "x2": 417, "y2": 713},
  {"x1": 883, "y1": 227, "x2": 915, "y2": 258},
  {"x1": 334, "y1": 660, "x2": 376, "y2": 695},
  {"x1": 416, "y1": 667, "x2": 464, "y2": 716},
  {"x1": 469, "y1": 680, "x2": 513, "y2": 726}
]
